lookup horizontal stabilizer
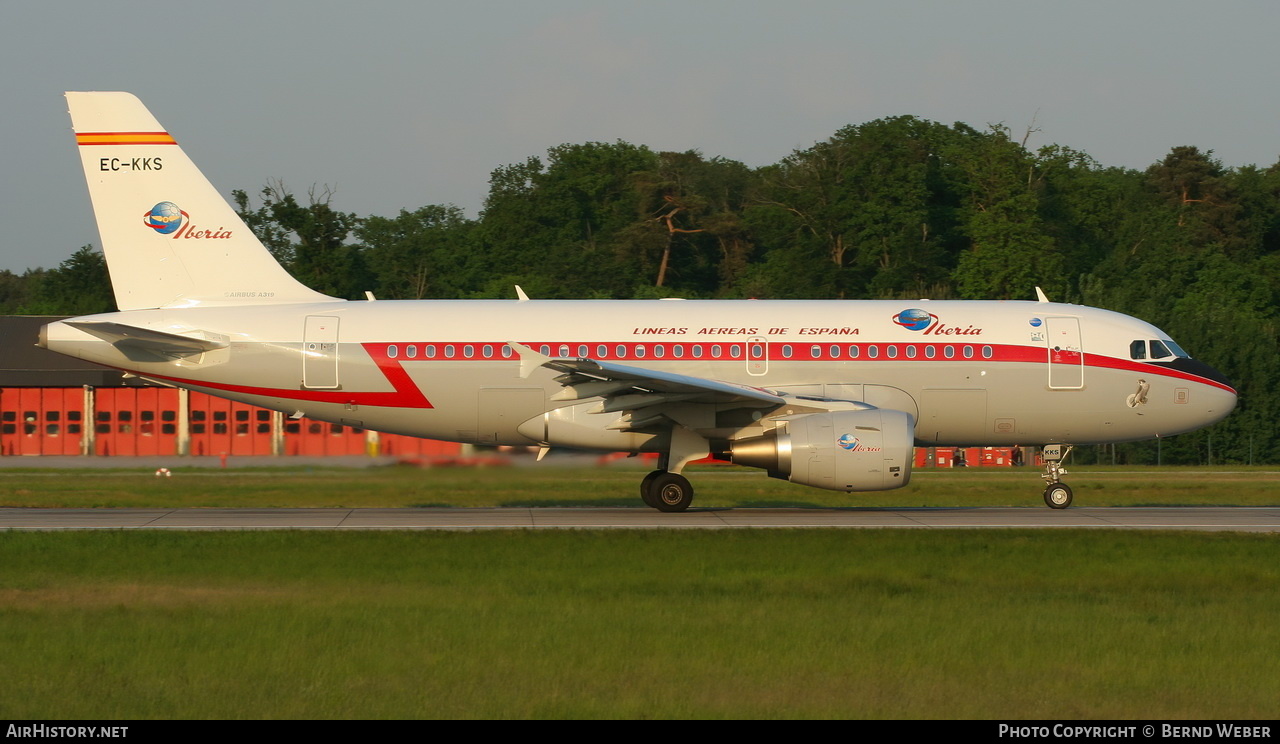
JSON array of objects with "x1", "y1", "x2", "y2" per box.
[{"x1": 65, "y1": 321, "x2": 228, "y2": 356}]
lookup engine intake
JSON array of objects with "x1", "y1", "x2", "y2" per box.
[{"x1": 730, "y1": 409, "x2": 914, "y2": 491}]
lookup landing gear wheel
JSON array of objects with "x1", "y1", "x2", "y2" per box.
[
  {"x1": 647, "y1": 472, "x2": 694, "y2": 513},
  {"x1": 640, "y1": 470, "x2": 663, "y2": 508},
  {"x1": 1044, "y1": 482, "x2": 1073, "y2": 509}
]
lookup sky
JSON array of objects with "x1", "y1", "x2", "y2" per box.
[{"x1": 3, "y1": 0, "x2": 1278, "y2": 273}]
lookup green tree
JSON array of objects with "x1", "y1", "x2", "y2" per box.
[
  {"x1": 23, "y1": 246, "x2": 114, "y2": 315},
  {"x1": 947, "y1": 125, "x2": 1064, "y2": 300},
  {"x1": 0, "y1": 268, "x2": 44, "y2": 314},
  {"x1": 747, "y1": 116, "x2": 965, "y2": 299},
  {"x1": 357, "y1": 205, "x2": 476, "y2": 299},
  {"x1": 476, "y1": 142, "x2": 662, "y2": 298},
  {"x1": 233, "y1": 182, "x2": 370, "y2": 299}
]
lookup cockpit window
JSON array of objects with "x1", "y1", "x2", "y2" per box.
[{"x1": 1132, "y1": 339, "x2": 1190, "y2": 360}]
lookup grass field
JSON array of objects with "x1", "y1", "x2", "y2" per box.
[
  {"x1": 1, "y1": 462, "x2": 1278, "y2": 509},
  {"x1": 1, "y1": 529, "x2": 1277, "y2": 719},
  {"x1": 0, "y1": 465, "x2": 1276, "y2": 719}
]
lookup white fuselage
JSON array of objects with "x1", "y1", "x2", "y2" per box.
[{"x1": 41, "y1": 298, "x2": 1237, "y2": 451}]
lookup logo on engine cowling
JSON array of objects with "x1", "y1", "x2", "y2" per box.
[{"x1": 837, "y1": 433, "x2": 881, "y2": 452}]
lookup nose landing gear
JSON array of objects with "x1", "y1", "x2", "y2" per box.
[{"x1": 1040, "y1": 444, "x2": 1074, "y2": 509}]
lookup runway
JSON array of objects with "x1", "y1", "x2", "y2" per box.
[{"x1": 2, "y1": 506, "x2": 1279, "y2": 531}]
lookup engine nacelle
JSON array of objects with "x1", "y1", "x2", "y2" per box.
[{"x1": 730, "y1": 409, "x2": 914, "y2": 491}]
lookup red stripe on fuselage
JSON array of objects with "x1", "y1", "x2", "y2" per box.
[
  {"x1": 131, "y1": 340, "x2": 1232, "y2": 412},
  {"x1": 366, "y1": 340, "x2": 1232, "y2": 392},
  {"x1": 142, "y1": 342, "x2": 433, "y2": 409}
]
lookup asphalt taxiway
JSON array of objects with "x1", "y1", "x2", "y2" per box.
[{"x1": 2, "y1": 506, "x2": 1278, "y2": 531}]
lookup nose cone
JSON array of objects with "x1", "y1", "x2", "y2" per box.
[
  {"x1": 1203, "y1": 381, "x2": 1238, "y2": 426},
  {"x1": 1154, "y1": 358, "x2": 1237, "y2": 428}
]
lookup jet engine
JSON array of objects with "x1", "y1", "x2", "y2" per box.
[{"x1": 729, "y1": 409, "x2": 914, "y2": 491}]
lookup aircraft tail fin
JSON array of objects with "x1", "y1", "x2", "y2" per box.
[{"x1": 66, "y1": 91, "x2": 337, "y2": 310}]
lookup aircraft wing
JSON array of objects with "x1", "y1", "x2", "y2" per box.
[
  {"x1": 545, "y1": 357, "x2": 786, "y2": 409},
  {"x1": 511, "y1": 341, "x2": 784, "y2": 423}
]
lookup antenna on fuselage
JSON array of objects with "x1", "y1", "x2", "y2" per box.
[{"x1": 1035, "y1": 287, "x2": 1050, "y2": 303}]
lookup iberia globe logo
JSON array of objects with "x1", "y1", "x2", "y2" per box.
[
  {"x1": 140, "y1": 202, "x2": 233, "y2": 240},
  {"x1": 891, "y1": 308, "x2": 938, "y2": 331},
  {"x1": 143, "y1": 201, "x2": 186, "y2": 234},
  {"x1": 837, "y1": 434, "x2": 881, "y2": 452}
]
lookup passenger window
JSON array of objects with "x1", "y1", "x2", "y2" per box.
[{"x1": 1130, "y1": 340, "x2": 1147, "y2": 360}]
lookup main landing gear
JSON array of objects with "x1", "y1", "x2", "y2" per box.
[
  {"x1": 641, "y1": 470, "x2": 694, "y2": 512},
  {"x1": 1040, "y1": 444, "x2": 1074, "y2": 509},
  {"x1": 639, "y1": 427, "x2": 707, "y2": 512}
]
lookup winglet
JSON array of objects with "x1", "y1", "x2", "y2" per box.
[{"x1": 507, "y1": 341, "x2": 550, "y2": 378}]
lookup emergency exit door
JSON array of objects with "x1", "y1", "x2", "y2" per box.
[
  {"x1": 303, "y1": 316, "x2": 340, "y2": 389},
  {"x1": 746, "y1": 337, "x2": 768, "y2": 376}
]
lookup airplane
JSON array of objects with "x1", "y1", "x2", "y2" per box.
[{"x1": 39, "y1": 91, "x2": 1237, "y2": 511}]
